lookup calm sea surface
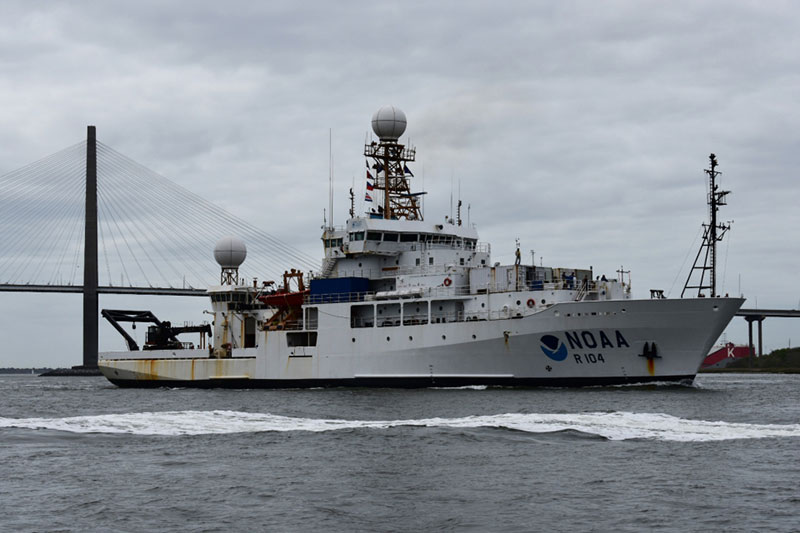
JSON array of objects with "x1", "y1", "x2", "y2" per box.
[{"x1": 1, "y1": 374, "x2": 799, "y2": 532}]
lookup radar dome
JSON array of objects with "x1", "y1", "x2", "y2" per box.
[
  {"x1": 214, "y1": 236, "x2": 247, "y2": 268},
  {"x1": 371, "y1": 106, "x2": 407, "y2": 141}
]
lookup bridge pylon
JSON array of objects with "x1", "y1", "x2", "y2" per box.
[{"x1": 82, "y1": 125, "x2": 98, "y2": 369}]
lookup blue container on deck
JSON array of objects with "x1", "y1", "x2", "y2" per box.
[{"x1": 309, "y1": 277, "x2": 369, "y2": 303}]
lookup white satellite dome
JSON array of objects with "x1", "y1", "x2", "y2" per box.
[
  {"x1": 371, "y1": 106, "x2": 407, "y2": 141},
  {"x1": 214, "y1": 236, "x2": 247, "y2": 268}
]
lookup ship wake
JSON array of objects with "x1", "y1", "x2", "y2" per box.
[{"x1": 2, "y1": 410, "x2": 799, "y2": 441}]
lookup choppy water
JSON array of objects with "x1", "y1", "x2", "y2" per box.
[{"x1": 1, "y1": 374, "x2": 798, "y2": 532}]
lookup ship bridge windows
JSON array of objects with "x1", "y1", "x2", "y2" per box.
[
  {"x1": 418, "y1": 233, "x2": 469, "y2": 248},
  {"x1": 324, "y1": 238, "x2": 343, "y2": 248},
  {"x1": 349, "y1": 231, "x2": 365, "y2": 241},
  {"x1": 211, "y1": 292, "x2": 248, "y2": 303},
  {"x1": 400, "y1": 233, "x2": 418, "y2": 242},
  {"x1": 365, "y1": 232, "x2": 401, "y2": 243}
]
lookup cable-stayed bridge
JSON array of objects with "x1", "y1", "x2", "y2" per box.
[{"x1": 0, "y1": 126, "x2": 319, "y2": 369}]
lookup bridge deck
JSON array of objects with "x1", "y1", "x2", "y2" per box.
[
  {"x1": 0, "y1": 284, "x2": 207, "y2": 297},
  {"x1": 737, "y1": 308, "x2": 800, "y2": 318}
]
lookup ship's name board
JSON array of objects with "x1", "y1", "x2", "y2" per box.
[
  {"x1": 564, "y1": 330, "x2": 630, "y2": 350},
  {"x1": 540, "y1": 330, "x2": 630, "y2": 364}
]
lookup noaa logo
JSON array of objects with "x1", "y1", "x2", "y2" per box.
[{"x1": 540, "y1": 335, "x2": 568, "y2": 361}]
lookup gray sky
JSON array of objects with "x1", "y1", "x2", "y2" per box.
[{"x1": 1, "y1": 0, "x2": 798, "y2": 367}]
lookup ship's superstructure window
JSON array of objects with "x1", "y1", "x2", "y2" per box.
[
  {"x1": 400, "y1": 233, "x2": 418, "y2": 242},
  {"x1": 210, "y1": 292, "x2": 248, "y2": 303},
  {"x1": 383, "y1": 233, "x2": 399, "y2": 242},
  {"x1": 367, "y1": 231, "x2": 382, "y2": 241},
  {"x1": 377, "y1": 303, "x2": 401, "y2": 327},
  {"x1": 403, "y1": 301, "x2": 428, "y2": 325},
  {"x1": 349, "y1": 231, "x2": 365, "y2": 241},
  {"x1": 244, "y1": 317, "x2": 256, "y2": 348},
  {"x1": 305, "y1": 307, "x2": 318, "y2": 330},
  {"x1": 429, "y1": 257, "x2": 434, "y2": 265},
  {"x1": 287, "y1": 332, "x2": 317, "y2": 347},
  {"x1": 324, "y1": 238, "x2": 343, "y2": 248},
  {"x1": 351, "y1": 304, "x2": 374, "y2": 328},
  {"x1": 431, "y1": 300, "x2": 464, "y2": 323}
]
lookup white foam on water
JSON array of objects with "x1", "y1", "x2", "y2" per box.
[
  {"x1": 430, "y1": 385, "x2": 488, "y2": 390},
  {"x1": 1, "y1": 411, "x2": 799, "y2": 441}
]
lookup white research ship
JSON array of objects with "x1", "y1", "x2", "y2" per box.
[{"x1": 98, "y1": 106, "x2": 743, "y2": 388}]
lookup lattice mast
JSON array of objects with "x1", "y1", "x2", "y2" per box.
[
  {"x1": 682, "y1": 153, "x2": 731, "y2": 298},
  {"x1": 364, "y1": 106, "x2": 421, "y2": 220}
]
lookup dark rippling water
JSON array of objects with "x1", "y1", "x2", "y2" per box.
[{"x1": 1, "y1": 374, "x2": 799, "y2": 532}]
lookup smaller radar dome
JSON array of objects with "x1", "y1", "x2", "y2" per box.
[
  {"x1": 371, "y1": 106, "x2": 407, "y2": 141},
  {"x1": 214, "y1": 236, "x2": 247, "y2": 268}
]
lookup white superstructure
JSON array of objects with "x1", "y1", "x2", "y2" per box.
[{"x1": 98, "y1": 107, "x2": 743, "y2": 388}]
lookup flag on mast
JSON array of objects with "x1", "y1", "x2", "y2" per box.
[{"x1": 365, "y1": 193, "x2": 373, "y2": 202}]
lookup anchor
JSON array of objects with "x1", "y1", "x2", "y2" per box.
[{"x1": 638, "y1": 342, "x2": 661, "y2": 360}]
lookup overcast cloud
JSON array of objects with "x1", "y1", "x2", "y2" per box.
[{"x1": 1, "y1": 1, "x2": 798, "y2": 367}]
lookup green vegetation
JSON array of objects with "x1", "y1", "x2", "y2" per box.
[{"x1": 0, "y1": 368, "x2": 55, "y2": 374}]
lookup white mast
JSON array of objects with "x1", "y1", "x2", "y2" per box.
[{"x1": 328, "y1": 129, "x2": 334, "y2": 229}]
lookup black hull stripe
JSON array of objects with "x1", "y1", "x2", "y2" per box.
[{"x1": 107, "y1": 374, "x2": 696, "y2": 389}]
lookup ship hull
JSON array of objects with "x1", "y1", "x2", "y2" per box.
[
  {"x1": 99, "y1": 297, "x2": 743, "y2": 388},
  {"x1": 106, "y1": 374, "x2": 696, "y2": 388}
]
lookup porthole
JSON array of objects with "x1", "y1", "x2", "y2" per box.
[
  {"x1": 386, "y1": 336, "x2": 391, "y2": 341},
  {"x1": 481, "y1": 303, "x2": 485, "y2": 308},
  {"x1": 621, "y1": 308, "x2": 627, "y2": 313},
  {"x1": 409, "y1": 336, "x2": 413, "y2": 341},
  {"x1": 541, "y1": 299, "x2": 546, "y2": 304},
  {"x1": 442, "y1": 335, "x2": 446, "y2": 340},
  {"x1": 516, "y1": 300, "x2": 521, "y2": 306},
  {"x1": 472, "y1": 334, "x2": 476, "y2": 339},
  {"x1": 351, "y1": 338, "x2": 356, "y2": 342}
]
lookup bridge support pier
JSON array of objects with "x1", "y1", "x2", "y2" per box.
[
  {"x1": 81, "y1": 125, "x2": 98, "y2": 369},
  {"x1": 744, "y1": 315, "x2": 765, "y2": 367}
]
